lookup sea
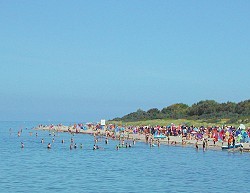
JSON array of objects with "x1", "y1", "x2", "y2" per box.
[{"x1": 0, "y1": 121, "x2": 249, "y2": 193}]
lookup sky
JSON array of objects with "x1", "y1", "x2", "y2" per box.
[{"x1": 0, "y1": 1, "x2": 250, "y2": 122}]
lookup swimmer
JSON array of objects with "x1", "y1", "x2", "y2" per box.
[
  {"x1": 41, "y1": 138, "x2": 44, "y2": 143},
  {"x1": 74, "y1": 143, "x2": 77, "y2": 149},
  {"x1": 70, "y1": 144, "x2": 73, "y2": 150},
  {"x1": 21, "y1": 142, "x2": 24, "y2": 148},
  {"x1": 52, "y1": 138, "x2": 55, "y2": 143},
  {"x1": 116, "y1": 145, "x2": 119, "y2": 150},
  {"x1": 80, "y1": 143, "x2": 83, "y2": 148},
  {"x1": 47, "y1": 143, "x2": 51, "y2": 149},
  {"x1": 93, "y1": 144, "x2": 97, "y2": 150},
  {"x1": 105, "y1": 138, "x2": 108, "y2": 144},
  {"x1": 62, "y1": 139, "x2": 64, "y2": 143}
]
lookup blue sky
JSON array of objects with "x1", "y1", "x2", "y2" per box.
[{"x1": 0, "y1": 1, "x2": 249, "y2": 121}]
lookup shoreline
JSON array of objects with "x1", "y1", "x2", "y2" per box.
[{"x1": 34, "y1": 124, "x2": 250, "y2": 152}]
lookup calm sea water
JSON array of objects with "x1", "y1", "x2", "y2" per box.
[{"x1": 0, "y1": 121, "x2": 249, "y2": 193}]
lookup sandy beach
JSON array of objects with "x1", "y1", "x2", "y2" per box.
[{"x1": 34, "y1": 124, "x2": 250, "y2": 152}]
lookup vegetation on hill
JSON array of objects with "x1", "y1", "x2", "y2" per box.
[{"x1": 111, "y1": 100, "x2": 250, "y2": 125}]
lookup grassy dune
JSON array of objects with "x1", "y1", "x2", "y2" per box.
[{"x1": 108, "y1": 118, "x2": 250, "y2": 128}]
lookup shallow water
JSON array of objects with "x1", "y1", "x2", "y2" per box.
[{"x1": 0, "y1": 121, "x2": 249, "y2": 193}]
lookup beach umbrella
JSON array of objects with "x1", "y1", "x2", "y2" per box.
[
  {"x1": 196, "y1": 133, "x2": 203, "y2": 139},
  {"x1": 194, "y1": 127, "x2": 198, "y2": 131},
  {"x1": 191, "y1": 131, "x2": 197, "y2": 134},
  {"x1": 236, "y1": 130, "x2": 241, "y2": 136},
  {"x1": 239, "y1": 124, "x2": 246, "y2": 130}
]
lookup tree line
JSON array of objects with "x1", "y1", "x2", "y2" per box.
[{"x1": 111, "y1": 100, "x2": 250, "y2": 124}]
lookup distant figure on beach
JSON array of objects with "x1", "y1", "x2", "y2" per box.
[
  {"x1": 21, "y1": 142, "x2": 24, "y2": 148},
  {"x1": 232, "y1": 137, "x2": 235, "y2": 147},
  {"x1": 167, "y1": 136, "x2": 170, "y2": 144},
  {"x1": 133, "y1": 139, "x2": 136, "y2": 145},
  {"x1": 47, "y1": 143, "x2": 51, "y2": 149},
  {"x1": 195, "y1": 141, "x2": 198, "y2": 150},
  {"x1": 203, "y1": 140, "x2": 206, "y2": 151}
]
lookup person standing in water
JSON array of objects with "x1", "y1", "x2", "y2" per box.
[
  {"x1": 203, "y1": 139, "x2": 206, "y2": 151},
  {"x1": 21, "y1": 142, "x2": 24, "y2": 148},
  {"x1": 195, "y1": 140, "x2": 199, "y2": 150}
]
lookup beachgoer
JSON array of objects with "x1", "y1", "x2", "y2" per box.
[
  {"x1": 232, "y1": 137, "x2": 235, "y2": 147},
  {"x1": 105, "y1": 138, "x2": 108, "y2": 144},
  {"x1": 203, "y1": 140, "x2": 206, "y2": 151},
  {"x1": 41, "y1": 139, "x2": 44, "y2": 143},
  {"x1": 47, "y1": 143, "x2": 51, "y2": 149},
  {"x1": 62, "y1": 139, "x2": 64, "y2": 143},
  {"x1": 70, "y1": 144, "x2": 73, "y2": 150},
  {"x1": 93, "y1": 144, "x2": 97, "y2": 150},
  {"x1": 21, "y1": 142, "x2": 24, "y2": 148},
  {"x1": 157, "y1": 139, "x2": 160, "y2": 147},
  {"x1": 74, "y1": 143, "x2": 77, "y2": 149},
  {"x1": 80, "y1": 143, "x2": 83, "y2": 148},
  {"x1": 195, "y1": 141, "x2": 198, "y2": 150}
]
